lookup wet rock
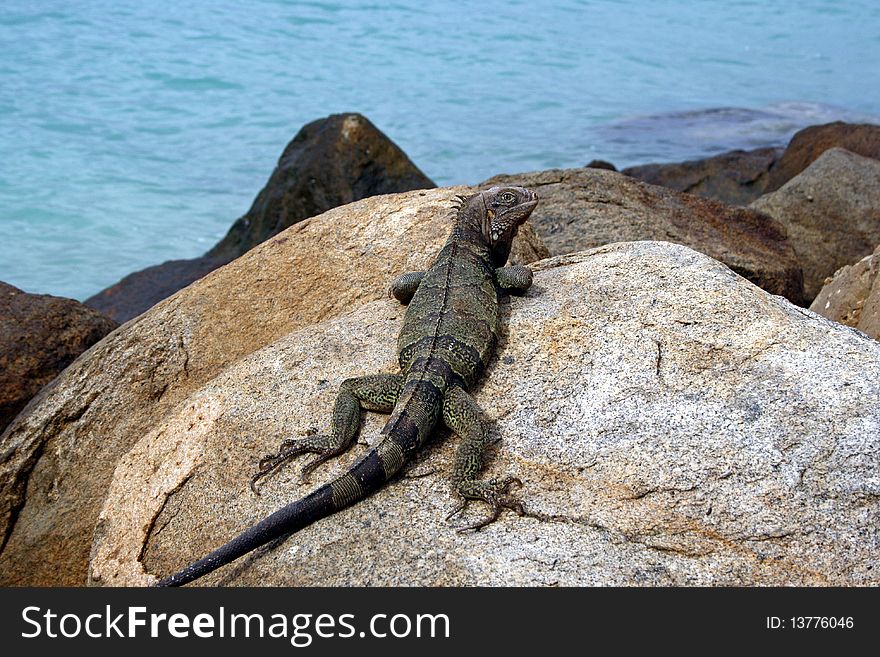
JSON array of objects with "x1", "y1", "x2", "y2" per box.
[
  {"x1": 585, "y1": 159, "x2": 617, "y2": 171},
  {"x1": 86, "y1": 113, "x2": 435, "y2": 323}
]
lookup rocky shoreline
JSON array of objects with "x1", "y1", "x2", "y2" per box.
[{"x1": 1, "y1": 115, "x2": 879, "y2": 586}]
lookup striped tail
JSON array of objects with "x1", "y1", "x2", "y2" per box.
[
  {"x1": 156, "y1": 447, "x2": 392, "y2": 587},
  {"x1": 379, "y1": 357, "x2": 448, "y2": 455}
]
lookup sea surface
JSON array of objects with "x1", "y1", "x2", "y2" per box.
[{"x1": 1, "y1": 0, "x2": 879, "y2": 300}]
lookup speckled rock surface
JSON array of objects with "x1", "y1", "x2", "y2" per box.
[
  {"x1": 810, "y1": 245, "x2": 880, "y2": 340},
  {"x1": 751, "y1": 148, "x2": 880, "y2": 301},
  {"x1": 90, "y1": 242, "x2": 880, "y2": 587},
  {"x1": 484, "y1": 167, "x2": 805, "y2": 305},
  {"x1": 0, "y1": 187, "x2": 546, "y2": 586}
]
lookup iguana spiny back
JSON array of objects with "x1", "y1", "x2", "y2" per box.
[{"x1": 157, "y1": 186, "x2": 538, "y2": 586}]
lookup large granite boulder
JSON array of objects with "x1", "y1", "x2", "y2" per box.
[
  {"x1": 751, "y1": 148, "x2": 880, "y2": 301},
  {"x1": 86, "y1": 242, "x2": 880, "y2": 586},
  {"x1": 623, "y1": 147, "x2": 782, "y2": 206},
  {"x1": 85, "y1": 113, "x2": 435, "y2": 323},
  {"x1": 0, "y1": 187, "x2": 546, "y2": 586},
  {"x1": 484, "y1": 167, "x2": 805, "y2": 305},
  {"x1": 766, "y1": 121, "x2": 880, "y2": 192},
  {"x1": 0, "y1": 282, "x2": 117, "y2": 434},
  {"x1": 810, "y1": 245, "x2": 880, "y2": 340}
]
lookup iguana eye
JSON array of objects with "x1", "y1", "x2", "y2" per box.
[{"x1": 498, "y1": 191, "x2": 516, "y2": 204}]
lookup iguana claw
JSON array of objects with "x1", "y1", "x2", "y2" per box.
[
  {"x1": 450, "y1": 476, "x2": 525, "y2": 532},
  {"x1": 250, "y1": 435, "x2": 336, "y2": 493}
]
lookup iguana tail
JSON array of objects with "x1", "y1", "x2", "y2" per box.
[{"x1": 155, "y1": 446, "x2": 390, "y2": 587}]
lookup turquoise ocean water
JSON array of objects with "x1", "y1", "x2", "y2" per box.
[{"x1": 1, "y1": 0, "x2": 879, "y2": 300}]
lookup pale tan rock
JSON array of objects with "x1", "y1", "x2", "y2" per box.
[
  {"x1": 90, "y1": 242, "x2": 880, "y2": 587},
  {"x1": 810, "y1": 246, "x2": 880, "y2": 340},
  {"x1": 751, "y1": 148, "x2": 880, "y2": 301},
  {"x1": 0, "y1": 187, "x2": 546, "y2": 586}
]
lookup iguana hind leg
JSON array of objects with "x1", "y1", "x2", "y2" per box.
[
  {"x1": 251, "y1": 373, "x2": 404, "y2": 491},
  {"x1": 442, "y1": 385, "x2": 524, "y2": 532},
  {"x1": 389, "y1": 271, "x2": 425, "y2": 304}
]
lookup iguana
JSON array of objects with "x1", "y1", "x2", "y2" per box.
[{"x1": 156, "y1": 185, "x2": 539, "y2": 586}]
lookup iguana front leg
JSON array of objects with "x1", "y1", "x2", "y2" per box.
[
  {"x1": 251, "y1": 374, "x2": 403, "y2": 491},
  {"x1": 389, "y1": 271, "x2": 425, "y2": 304},
  {"x1": 442, "y1": 385, "x2": 524, "y2": 531},
  {"x1": 495, "y1": 265, "x2": 533, "y2": 295}
]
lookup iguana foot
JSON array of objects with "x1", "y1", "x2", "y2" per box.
[
  {"x1": 448, "y1": 476, "x2": 524, "y2": 532},
  {"x1": 250, "y1": 374, "x2": 405, "y2": 493},
  {"x1": 250, "y1": 435, "x2": 343, "y2": 493}
]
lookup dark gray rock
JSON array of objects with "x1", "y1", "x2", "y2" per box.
[
  {"x1": 585, "y1": 159, "x2": 617, "y2": 171},
  {"x1": 86, "y1": 113, "x2": 435, "y2": 323}
]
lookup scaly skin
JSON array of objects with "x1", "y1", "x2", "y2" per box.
[{"x1": 156, "y1": 186, "x2": 538, "y2": 586}]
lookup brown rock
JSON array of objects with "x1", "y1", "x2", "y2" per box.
[
  {"x1": 623, "y1": 147, "x2": 782, "y2": 205},
  {"x1": 766, "y1": 121, "x2": 880, "y2": 192},
  {"x1": 751, "y1": 148, "x2": 880, "y2": 301},
  {"x1": 0, "y1": 283, "x2": 117, "y2": 434},
  {"x1": 810, "y1": 246, "x2": 880, "y2": 340},
  {"x1": 0, "y1": 187, "x2": 546, "y2": 586},
  {"x1": 85, "y1": 113, "x2": 435, "y2": 323},
  {"x1": 484, "y1": 167, "x2": 805, "y2": 305}
]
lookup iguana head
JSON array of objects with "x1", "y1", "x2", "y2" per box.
[
  {"x1": 454, "y1": 186, "x2": 538, "y2": 264},
  {"x1": 481, "y1": 186, "x2": 539, "y2": 245},
  {"x1": 461, "y1": 186, "x2": 537, "y2": 265}
]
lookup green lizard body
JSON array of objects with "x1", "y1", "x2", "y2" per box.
[{"x1": 157, "y1": 186, "x2": 538, "y2": 586}]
